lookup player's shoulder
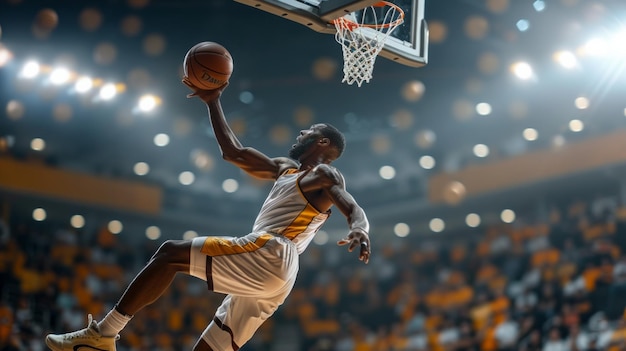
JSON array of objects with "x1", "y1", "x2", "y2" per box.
[
  {"x1": 312, "y1": 163, "x2": 344, "y2": 185},
  {"x1": 273, "y1": 157, "x2": 299, "y2": 175}
]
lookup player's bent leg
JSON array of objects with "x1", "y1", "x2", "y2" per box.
[
  {"x1": 116, "y1": 239, "x2": 192, "y2": 315},
  {"x1": 201, "y1": 280, "x2": 297, "y2": 351},
  {"x1": 46, "y1": 240, "x2": 193, "y2": 351}
]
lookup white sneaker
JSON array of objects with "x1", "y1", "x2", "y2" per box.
[{"x1": 45, "y1": 314, "x2": 119, "y2": 351}]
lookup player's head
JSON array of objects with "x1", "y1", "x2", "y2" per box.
[{"x1": 289, "y1": 123, "x2": 345, "y2": 162}]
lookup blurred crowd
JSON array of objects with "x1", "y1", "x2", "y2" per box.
[{"x1": 2, "y1": 193, "x2": 626, "y2": 351}]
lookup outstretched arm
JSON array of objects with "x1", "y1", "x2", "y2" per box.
[
  {"x1": 183, "y1": 79, "x2": 295, "y2": 179},
  {"x1": 307, "y1": 165, "x2": 371, "y2": 263}
]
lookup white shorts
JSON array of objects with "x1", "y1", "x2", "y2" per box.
[{"x1": 189, "y1": 232, "x2": 299, "y2": 351}]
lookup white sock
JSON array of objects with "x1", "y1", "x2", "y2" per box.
[{"x1": 97, "y1": 307, "x2": 132, "y2": 337}]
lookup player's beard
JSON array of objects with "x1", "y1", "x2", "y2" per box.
[{"x1": 288, "y1": 138, "x2": 315, "y2": 160}]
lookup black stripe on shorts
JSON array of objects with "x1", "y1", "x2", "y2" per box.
[{"x1": 213, "y1": 317, "x2": 240, "y2": 351}]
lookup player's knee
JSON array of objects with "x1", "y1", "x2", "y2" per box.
[{"x1": 152, "y1": 239, "x2": 191, "y2": 269}]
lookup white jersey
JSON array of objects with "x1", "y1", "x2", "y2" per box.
[{"x1": 251, "y1": 168, "x2": 330, "y2": 254}]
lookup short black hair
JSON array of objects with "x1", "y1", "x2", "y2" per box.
[{"x1": 319, "y1": 123, "x2": 345, "y2": 159}]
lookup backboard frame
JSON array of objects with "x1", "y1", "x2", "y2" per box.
[{"x1": 233, "y1": 0, "x2": 428, "y2": 67}]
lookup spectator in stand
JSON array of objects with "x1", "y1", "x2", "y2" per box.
[{"x1": 542, "y1": 328, "x2": 566, "y2": 351}]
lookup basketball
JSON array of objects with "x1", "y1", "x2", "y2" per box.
[{"x1": 183, "y1": 42, "x2": 233, "y2": 90}]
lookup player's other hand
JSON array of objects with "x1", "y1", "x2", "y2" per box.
[
  {"x1": 337, "y1": 228, "x2": 371, "y2": 264},
  {"x1": 182, "y1": 77, "x2": 228, "y2": 103}
]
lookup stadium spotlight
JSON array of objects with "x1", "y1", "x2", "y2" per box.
[
  {"x1": 99, "y1": 83, "x2": 117, "y2": 100},
  {"x1": 553, "y1": 50, "x2": 578, "y2": 69},
  {"x1": 580, "y1": 28, "x2": 626, "y2": 58},
  {"x1": 580, "y1": 37, "x2": 609, "y2": 57},
  {"x1": 138, "y1": 94, "x2": 160, "y2": 112},
  {"x1": 20, "y1": 60, "x2": 40, "y2": 79},
  {"x1": 50, "y1": 67, "x2": 71, "y2": 85},
  {"x1": 74, "y1": 76, "x2": 93, "y2": 93},
  {"x1": 511, "y1": 61, "x2": 533, "y2": 80}
]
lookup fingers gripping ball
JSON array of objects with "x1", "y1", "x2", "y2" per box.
[{"x1": 183, "y1": 42, "x2": 233, "y2": 90}]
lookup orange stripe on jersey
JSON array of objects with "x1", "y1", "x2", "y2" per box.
[
  {"x1": 282, "y1": 203, "x2": 320, "y2": 240},
  {"x1": 199, "y1": 234, "x2": 273, "y2": 256}
]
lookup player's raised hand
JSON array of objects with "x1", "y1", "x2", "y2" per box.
[
  {"x1": 337, "y1": 228, "x2": 371, "y2": 264},
  {"x1": 182, "y1": 77, "x2": 228, "y2": 103}
]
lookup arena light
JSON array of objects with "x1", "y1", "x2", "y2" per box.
[
  {"x1": 50, "y1": 67, "x2": 71, "y2": 85},
  {"x1": 179, "y1": 171, "x2": 195, "y2": 185},
  {"x1": 466, "y1": 213, "x2": 481, "y2": 227},
  {"x1": 523, "y1": 128, "x2": 538, "y2": 141},
  {"x1": 580, "y1": 29, "x2": 626, "y2": 59},
  {"x1": 379, "y1": 165, "x2": 396, "y2": 180},
  {"x1": 137, "y1": 94, "x2": 160, "y2": 112},
  {"x1": 501, "y1": 209, "x2": 516, "y2": 223},
  {"x1": 133, "y1": 162, "x2": 150, "y2": 176},
  {"x1": 553, "y1": 50, "x2": 578, "y2": 69},
  {"x1": 476, "y1": 102, "x2": 492, "y2": 116},
  {"x1": 108, "y1": 220, "x2": 123, "y2": 234},
  {"x1": 569, "y1": 119, "x2": 584, "y2": 132},
  {"x1": 33, "y1": 208, "x2": 47, "y2": 221},
  {"x1": 20, "y1": 60, "x2": 40, "y2": 79},
  {"x1": 0, "y1": 45, "x2": 12, "y2": 67},
  {"x1": 429, "y1": 218, "x2": 445, "y2": 233},
  {"x1": 575, "y1": 96, "x2": 589, "y2": 110},
  {"x1": 99, "y1": 83, "x2": 117, "y2": 100},
  {"x1": 146, "y1": 226, "x2": 161, "y2": 240},
  {"x1": 394, "y1": 223, "x2": 410, "y2": 237},
  {"x1": 473, "y1": 144, "x2": 490, "y2": 158},
  {"x1": 580, "y1": 37, "x2": 609, "y2": 57},
  {"x1": 511, "y1": 61, "x2": 533, "y2": 80},
  {"x1": 419, "y1": 155, "x2": 435, "y2": 169},
  {"x1": 74, "y1": 76, "x2": 93, "y2": 93},
  {"x1": 70, "y1": 215, "x2": 85, "y2": 229},
  {"x1": 30, "y1": 138, "x2": 46, "y2": 151},
  {"x1": 153, "y1": 133, "x2": 170, "y2": 147},
  {"x1": 222, "y1": 178, "x2": 239, "y2": 193}
]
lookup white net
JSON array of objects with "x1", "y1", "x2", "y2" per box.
[{"x1": 333, "y1": 2, "x2": 404, "y2": 87}]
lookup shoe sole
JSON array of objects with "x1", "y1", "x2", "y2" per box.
[{"x1": 45, "y1": 336, "x2": 113, "y2": 351}]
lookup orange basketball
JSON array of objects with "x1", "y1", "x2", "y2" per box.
[{"x1": 183, "y1": 42, "x2": 233, "y2": 90}]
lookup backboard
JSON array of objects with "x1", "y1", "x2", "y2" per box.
[{"x1": 233, "y1": 0, "x2": 428, "y2": 67}]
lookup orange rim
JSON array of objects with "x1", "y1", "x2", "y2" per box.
[{"x1": 332, "y1": 1, "x2": 405, "y2": 31}]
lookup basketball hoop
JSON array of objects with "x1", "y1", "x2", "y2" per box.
[{"x1": 332, "y1": 1, "x2": 404, "y2": 87}]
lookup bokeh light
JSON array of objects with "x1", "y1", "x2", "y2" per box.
[
  {"x1": 32, "y1": 208, "x2": 46, "y2": 221},
  {"x1": 108, "y1": 220, "x2": 123, "y2": 234},
  {"x1": 429, "y1": 218, "x2": 445, "y2": 233},
  {"x1": 394, "y1": 223, "x2": 410, "y2": 237},
  {"x1": 70, "y1": 215, "x2": 85, "y2": 229}
]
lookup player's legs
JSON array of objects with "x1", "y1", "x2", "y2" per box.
[
  {"x1": 46, "y1": 240, "x2": 193, "y2": 351},
  {"x1": 116, "y1": 239, "x2": 192, "y2": 315},
  {"x1": 190, "y1": 234, "x2": 299, "y2": 350},
  {"x1": 200, "y1": 282, "x2": 296, "y2": 351}
]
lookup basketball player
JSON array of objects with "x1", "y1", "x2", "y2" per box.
[{"x1": 45, "y1": 79, "x2": 371, "y2": 351}]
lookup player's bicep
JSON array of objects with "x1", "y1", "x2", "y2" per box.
[{"x1": 226, "y1": 148, "x2": 292, "y2": 179}]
